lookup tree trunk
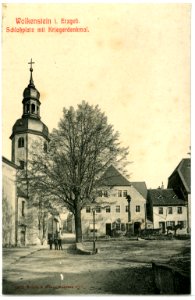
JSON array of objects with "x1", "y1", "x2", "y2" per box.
[{"x1": 74, "y1": 206, "x2": 82, "y2": 243}]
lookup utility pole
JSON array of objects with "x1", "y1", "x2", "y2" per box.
[
  {"x1": 144, "y1": 203, "x2": 147, "y2": 230},
  {"x1": 92, "y1": 208, "x2": 96, "y2": 253}
]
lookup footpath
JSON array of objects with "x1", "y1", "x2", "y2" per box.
[
  {"x1": 3, "y1": 245, "x2": 48, "y2": 269},
  {"x1": 2, "y1": 233, "x2": 76, "y2": 269}
]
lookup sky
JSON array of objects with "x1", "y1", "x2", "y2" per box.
[{"x1": 2, "y1": 3, "x2": 191, "y2": 189}]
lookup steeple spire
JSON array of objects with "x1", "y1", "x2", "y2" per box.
[
  {"x1": 22, "y1": 59, "x2": 41, "y2": 119},
  {"x1": 28, "y1": 58, "x2": 35, "y2": 86}
]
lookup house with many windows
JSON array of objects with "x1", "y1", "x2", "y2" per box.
[
  {"x1": 81, "y1": 165, "x2": 148, "y2": 237},
  {"x1": 147, "y1": 188, "x2": 188, "y2": 234},
  {"x1": 167, "y1": 158, "x2": 191, "y2": 233}
]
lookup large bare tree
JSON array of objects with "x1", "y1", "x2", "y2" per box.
[{"x1": 25, "y1": 101, "x2": 129, "y2": 242}]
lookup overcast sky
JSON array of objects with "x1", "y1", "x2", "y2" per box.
[{"x1": 2, "y1": 3, "x2": 191, "y2": 188}]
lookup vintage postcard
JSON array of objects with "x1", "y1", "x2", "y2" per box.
[{"x1": 2, "y1": 3, "x2": 191, "y2": 296}]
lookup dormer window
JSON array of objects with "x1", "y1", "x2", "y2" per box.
[{"x1": 18, "y1": 137, "x2": 24, "y2": 148}]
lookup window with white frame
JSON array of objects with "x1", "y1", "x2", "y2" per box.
[
  {"x1": 177, "y1": 221, "x2": 186, "y2": 228},
  {"x1": 166, "y1": 221, "x2": 175, "y2": 227},
  {"x1": 159, "y1": 207, "x2": 163, "y2": 214},
  {"x1": 136, "y1": 205, "x2": 140, "y2": 212},
  {"x1": 118, "y1": 190, "x2": 122, "y2": 197},
  {"x1": 168, "y1": 207, "x2": 173, "y2": 214},
  {"x1": 96, "y1": 206, "x2": 101, "y2": 213},
  {"x1": 106, "y1": 206, "x2": 111, "y2": 213},
  {"x1": 116, "y1": 205, "x2": 120, "y2": 213},
  {"x1": 123, "y1": 190, "x2": 127, "y2": 197},
  {"x1": 125, "y1": 205, "x2": 129, "y2": 212},
  {"x1": 115, "y1": 222, "x2": 126, "y2": 231},
  {"x1": 177, "y1": 207, "x2": 182, "y2": 214}
]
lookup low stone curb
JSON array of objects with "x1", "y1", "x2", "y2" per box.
[{"x1": 75, "y1": 243, "x2": 94, "y2": 255}]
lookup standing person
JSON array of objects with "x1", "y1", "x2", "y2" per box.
[
  {"x1": 48, "y1": 236, "x2": 53, "y2": 250},
  {"x1": 54, "y1": 236, "x2": 58, "y2": 250},
  {"x1": 58, "y1": 236, "x2": 63, "y2": 250}
]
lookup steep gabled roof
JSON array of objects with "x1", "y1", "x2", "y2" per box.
[
  {"x1": 169, "y1": 158, "x2": 191, "y2": 193},
  {"x1": 99, "y1": 165, "x2": 131, "y2": 186},
  {"x1": 131, "y1": 182, "x2": 148, "y2": 199},
  {"x1": 148, "y1": 189, "x2": 186, "y2": 206}
]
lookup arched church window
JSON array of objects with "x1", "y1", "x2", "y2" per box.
[
  {"x1": 18, "y1": 137, "x2": 24, "y2": 148},
  {"x1": 31, "y1": 104, "x2": 35, "y2": 114},
  {"x1": 43, "y1": 142, "x2": 48, "y2": 153},
  {"x1": 26, "y1": 104, "x2": 30, "y2": 113}
]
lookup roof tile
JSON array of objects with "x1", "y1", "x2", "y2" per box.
[{"x1": 148, "y1": 189, "x2": 186, "y2": 206}]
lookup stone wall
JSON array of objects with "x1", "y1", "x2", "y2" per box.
[{"x1": 2, "y1": 158, "x2": 17, "y2": 246}]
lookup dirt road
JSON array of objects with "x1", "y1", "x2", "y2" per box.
[{"x1": 3, "y1": 238, "x2": 190, "y2": 295}]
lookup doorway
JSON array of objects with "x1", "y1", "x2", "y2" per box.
[
  {"x1": 134, "y1": 222, "x2": 141, "y2": 235},
  {"x1": 20, "y1": 231, "x2": 26, "y2": 246},
  {"x1": 106, "y1": 223, "x2": 112, "y2": 236},
  {"x1": 159, "y1": 222, "x2": 166, "y2": 234}
]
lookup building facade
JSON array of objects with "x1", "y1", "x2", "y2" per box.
[
  {"x1": 147, "y1": 188, "x2": 188, "y2": 234},
  {"x1": 81, "y1": 165, "x2": 148, "y2": 237},
  {"x1": 167, "y1": 158, "x2": 191, "y2": 233},
  {"x1": 2, "y1": 157, "x2": 18, "y2": 246}
]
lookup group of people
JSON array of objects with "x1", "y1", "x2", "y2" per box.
[{"x1": 48, "y1": 234, "x2": 63, "y2": 250}]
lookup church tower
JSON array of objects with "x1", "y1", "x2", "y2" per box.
[
  {"x1": 9, "y1": 60, "x2": 50, "y2": 246},
  {"x1": 10, "y1": 59, "x2": 49, "y2": 167}
]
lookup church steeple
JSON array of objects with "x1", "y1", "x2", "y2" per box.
[
  {"x1": 22, "y1": 59, "x2": 41, "y2": 119},
  {"x1": 10, "y1": 60, "x2": 49, "y2": 165},
  {"x1": 28, "y1": 58, "x2": 35, "y2": 86}
]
